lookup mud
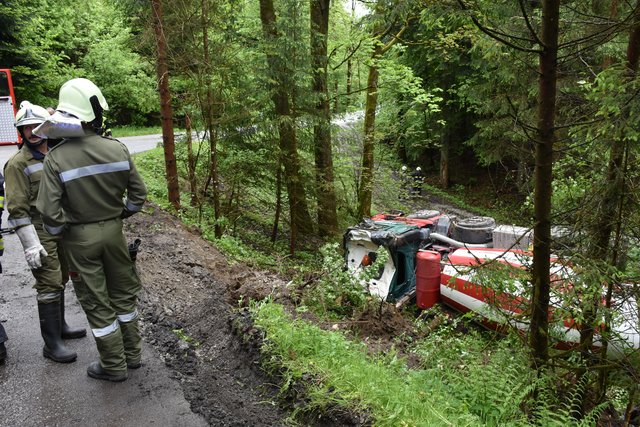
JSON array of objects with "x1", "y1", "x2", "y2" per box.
[
  {"x1": 124, "y1": 196, "x2": 468, "y2": 425},
  {"x1": 125, "y1": 205, "x2": 289, "y2": 426}
]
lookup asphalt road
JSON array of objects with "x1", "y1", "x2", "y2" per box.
[
  {"x1": 0, "y1": 135, "x2": 208, "y2": 427},
  {"x1": 0, "y1": 133, "x2": 165, "y2": 166}
]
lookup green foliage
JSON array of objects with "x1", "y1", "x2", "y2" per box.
[
  {"x1": 133, "y1": 148, "x2": 173, "y2": 210},
  {"x1": 411, "y1": 313, "x2": 614, "y2": 427},
  {"x1": 528, "y1": 375, "x2": 608, "y2": 427},
  {"x1": 0, "y1": 0, "x2": 156, "y2": 125},
  {"x1": 111, "y1": 126, "x2": 163, "y2": 138},
  {"x1": 298, "y1": 243, "x2": 376, "y2": 319},
  {"x1": 134, "y1": 138, "x2": 292, "y2": 272},
  {"x1": 252, "y1": 300, "x2": 614, "y2": 426},
  {"x1": 7, "y1": 0, "x2": 640, "y2": 421},
  {"x1": 421, "y1": 182, "x2": 517, "y2": 224},
  {"x1": 411, "y1": 313, "x2": 529, "y2": 426},
  {"x1": 252, "y1": 301, "x2": 482, "y2": 426},
  {"x1": 214, "y1": 234, "x2": 278, "y2": 267},
  {"x1": 172, "y1": 328, "x2": 201, "y2": 347}
]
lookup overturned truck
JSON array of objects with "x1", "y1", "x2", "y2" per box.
[
  {"x1": 344, "y1": 210, "x2": 529, "y2": 303},
  {"x1": 343, "y1": 210, "x2": 640, "y2": 359}
]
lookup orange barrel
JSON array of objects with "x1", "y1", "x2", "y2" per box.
[{"x1": 416, "y1": 250, "x2": 441, "y2": 309}]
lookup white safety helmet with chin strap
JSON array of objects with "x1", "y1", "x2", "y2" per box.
[
  {"x1": 56, "y1": 78, "x2": 109, "y2": 126},
  {"x1": 15, "y1": 101, "x2": 50, "y2": 146},
  {"x1": 15, "y1": 101, "x2": 50, "y2": 128}
]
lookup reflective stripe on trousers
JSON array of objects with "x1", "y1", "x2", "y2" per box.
[
  {"x1": 117, "y1": 309, "x2": 138, "y2": 323},
  {"x1": 92, "y1": 319, "x2": 119, "y2": 338}
]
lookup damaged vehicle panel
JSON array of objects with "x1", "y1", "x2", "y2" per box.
[
  {"x1": 343, "y1": 210, "x2": 640, "y2": 359},
  {"x1": 344, "y1": 209, "x2": 509, "y2": 303}
]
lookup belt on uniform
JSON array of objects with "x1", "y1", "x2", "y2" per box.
[{"x1": 67, "y1": 216, "x2": 121, "y2": 226}]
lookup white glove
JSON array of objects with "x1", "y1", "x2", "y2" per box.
[{"x1": 15, "y1": 224, "x2": 48, "y2": 269}]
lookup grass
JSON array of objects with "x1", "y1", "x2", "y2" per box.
[
  {"x1": 132, "y1": 138, "x2": 621, "y2": 427},
  {"x1": 422, "y1": 182, "x2": 522, "y2": 226},
  {"x1": 252, "y1": 301, "x2": 611, "y2": 427},
  {"x1": 252, "y1": 301, "x2": 482, "y2": 426},
  {"x1": 111, "y1": 126, "x2": 161, "y2": 138}
]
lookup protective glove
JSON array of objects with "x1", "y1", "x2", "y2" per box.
[{"x1": 15, "y1": 225, "x2": 48, "y2": 269}]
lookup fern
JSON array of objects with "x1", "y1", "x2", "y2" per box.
[
  {"x1": 446, "y1": 345, "x2": 535, "y2": 426},
  {"x1": 529, "y1": 374, "x2": 607, "y2": 427}
]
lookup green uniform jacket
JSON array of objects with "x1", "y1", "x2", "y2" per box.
[
  {"x1": 0, "y1": 171, "x2": 4, "y2": 256},
  {"x1": 3, "y1": 146, "x2": 44, "y2": 229},
  {"x1": 37, "y1": 134, "x2": 147, "y2": 234}
]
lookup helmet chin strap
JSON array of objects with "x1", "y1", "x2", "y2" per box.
[
  {"x1": 18, "y1": 128, "x2": 46, "y2": 147},
  {"x1": 89, "y1": 95, "x2": 106, "y2": 135}
]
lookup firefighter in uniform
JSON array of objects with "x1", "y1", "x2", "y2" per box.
[
  {"x1": 3, "y1": 101, "x2": 86, "y2": 364},
  {"x1": 0, "y1": 171, "x2": 7, "y2": 363},
  {"x1": 37, "y1": 78, "x2": 147, "y2": 382}
]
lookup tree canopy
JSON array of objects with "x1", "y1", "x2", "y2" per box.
[{"x1": 3, "y1": 0, "x2": 640, "y2": 418}]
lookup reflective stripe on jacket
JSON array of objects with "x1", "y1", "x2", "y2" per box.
[
  {"x1": 36, "y1": 134, "x2": 147, "y2": 233},
  {"x1": 0, "y1": 171, "x2": 4, "y2": 255},
  {"x1": 0, "y1": 171, "x2": 4, "y2": 210},
  {"x1": 3, "y1": 146, "x2": 44, "y2": 229}
]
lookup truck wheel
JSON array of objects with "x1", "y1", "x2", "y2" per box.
[{"x1": 451, "y1": 216, "x2": 496, "y2": 244}]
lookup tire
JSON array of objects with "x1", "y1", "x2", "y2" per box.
[{"x1": 451, "y1": 216, "x2": 496, "y2": 244}]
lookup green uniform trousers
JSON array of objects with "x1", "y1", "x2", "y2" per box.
[
  {"x1": 32, "y1": 218, "x2": 69, "y2": 303},
  {"x1": 63, "y1": 217, "x2": 141, "y2": 373}
]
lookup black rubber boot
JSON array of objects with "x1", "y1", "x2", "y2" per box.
[
  {"x1": 120, "y1": 319, "x2": 142, "y2": 369},
  {"x1": 0, "y1": 324, "x2": 7, "y2": 364},
  {"x1": 87, "y1": 361, "x2": 127, "y2": 382},
  {"x1": 60, "y1": 291, "x2": 86, "y2": 339},
  {"x1": 38, "y1": 302, "x2": 77, "y2": 363}
]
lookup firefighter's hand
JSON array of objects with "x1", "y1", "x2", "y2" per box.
[
  {"x1": 15, "y1": 225, "x2": 48, "y2": 269},
  {"x1": 24, "y1": 245, "x2": 48, "y2": 269}
]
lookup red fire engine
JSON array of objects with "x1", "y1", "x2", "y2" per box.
[{"x1": 0, "y1": 69, "x2": 19, "y2": 145}]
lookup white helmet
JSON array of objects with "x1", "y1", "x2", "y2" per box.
[
  {"x1": 416, "y1": 167, "x2": 422, "y2": 172},
  {"x1": 56, "y1": 78, "x2": 109, "y2": 123},
  {"x1": 15, "y1": 101, "x2": 50, "y2": 128}
]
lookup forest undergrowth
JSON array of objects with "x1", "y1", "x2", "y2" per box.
[{"x1": 134, "y1": 146, "x2": 631, "y2": 427}]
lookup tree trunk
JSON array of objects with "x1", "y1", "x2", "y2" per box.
[
  {"x1": 185, "y1": 114, "x2": 199, "y2": 207},
  {"x1": 439, "y1": 130, "x2": 450, "y2": 189},
  {"x1": 582, "y1": 1, "x2": 640, "y2": 347},
  {"x1": 346, "y1": 57, "x2": 352, "y2": 98},
  {"x1": 357, "y1": 45, "x2": 381, "y2": 219},
  {"x1": 516, "y1": 158, "x2": 530, "y2": 194},
  {"x1": 259, "y1": 0, "x2": 314, "y2": 251},
  {"x1": 201, "y1": 0, "x2": 222, "y2": 238},
  {"x1": 356, "y1": 21, "x2": 409, "y2": 220},
  {"x1": 151, "y1": 0, "x2": 180, "y2": 210},
  {"x1": 586, "y1": 2, "x2": 640, "y2": 405},
  {"x1": 345, "y1": 0, "x2": 356, "y2": 101},
  {"x1": 310, "y1": 0, "x2": 339, "y2": 237},
  {"x1": 271, "y1": 159, "x2": 283, "y2": 242},
  {"x1": 529, "y1": 0, "x2": 560, "y2": 369}
]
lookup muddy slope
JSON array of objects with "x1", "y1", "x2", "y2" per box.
[
  {"x1": 125, "y1": 205, "x2": 289, "y2": 426},
  {"x1": 124, "y1": 194, "x2": 477, "y2": 426}
]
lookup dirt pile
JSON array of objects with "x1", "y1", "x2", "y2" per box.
[
  {"x1": 124, "y1": 202, "x2": 426, "y2": 426},
  {"x1": 124, "y1": 204, "x2": 288, "y2": 426}
]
